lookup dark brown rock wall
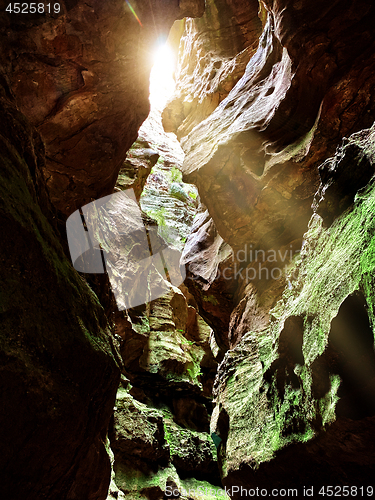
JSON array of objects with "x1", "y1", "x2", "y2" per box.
[
  {"x1": 0, "y1": 73, "x2": 121, "y2": 500},
  {"x1": 0, "y1": 0, "x2": 204, "y2": 216}
]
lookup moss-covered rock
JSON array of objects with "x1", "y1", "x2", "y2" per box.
[
  {"x1": 0, "y1": 76, "x2": 121, "y2": 500},
  {"x1": 212, "y1": 124, "x2": 375, "y2": 493},
  {"x1": 163, "y1": 408, "x2": 219, "y2": 481},
  {"x1": 112, "y1": 387, "x2": 169, "y2": 463}
]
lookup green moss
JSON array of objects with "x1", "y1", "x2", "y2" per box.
[
  {"x1": 148, "y1": 206, "x2": 166, "y2": 227},
  {"x1": 115, "y1": 463, "x2": 177, "y2": 498},
  {"x1": 216, "y1": 178, "x2": 375, "y2": 478},
  {"x1": 169, "y1": 182, "x2": 188, "y2": 202},
  {"x1": 0, "y1": 103, "x2": 121, "y2": 498},
  {"x1": 319, "y1": 374, "x2": 341, "y2": 427},
  {"x1": 170, "y1": 166, "x2": 182, "y2": 183},
  {"x1": 202, "y1": 294, "x2": 219, "y2": 306}
]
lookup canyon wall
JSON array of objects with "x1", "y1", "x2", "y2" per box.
[
  {"x1": 166, "y1": 0, "x2": 375, "y2": 493},
  {"x1": 1, "y1": 0, "x2": 375, "y2": 498},
  {"x1": 0, "y1": 1, "x2": 204, "y2": 499}
]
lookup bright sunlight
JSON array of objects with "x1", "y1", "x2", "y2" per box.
[{"x1": 149, "y1": 42, "x2": 176, "y2": 111}]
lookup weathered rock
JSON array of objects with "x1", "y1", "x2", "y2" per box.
[
  {"x1": 113, "y1": 461, "x2": 228, "y2": 500},
  {"x1": 180, "y1": 208, "x2": 293, "y2": 351},
  {"x1": 181, "y1": 210, "x2": 235, "y2": 352},
  {"x1": 162, "y1": 0, "x2": 263, "y2": 139},
  {"x1": 112, "y1": 387, "x2": 169, "y2": 464},
  {"x1": 163, "y1": 409, "x2": 220, "y2": 483},
  {"x1": 313, "y1": 129, "x2": 375, "y2": 226},
  {"x1": 4, "y1": 0, "x2": 375, "y2": 497},
  {"x1": 140, "y1": 160, "x2": 198, "y2": 251},
  {"x1": 211, "y1": 123, "x2": 375, "y2": 490},
  {"x1": 109, "y1": 387, "x2": 223, "y2": 498},
  {"x1": 120, "y1": 283, "x2": 216, "y2": 397},
  {"x1": 0, "y1": 0, "x2": 205, "y2": 216},
  {"x1": 178, "y1": 0, "x2": 375, "y2": 255},
  {"x1": 116, "y1": 139, "x2": 159, "y2": 201},
  {"x1": 220, "y1": 416, "x2": 375, "y2": 498},
  {"x1": 135, "y1": 104, "x2": 199, "y2": 251},
  {"x1": 0, "y1": 73, "x2": 121, "y2": 500}
]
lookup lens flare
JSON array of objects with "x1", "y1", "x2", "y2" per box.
[{"x1": 125, "y1": 0, "x2": 143, "y2": 27}]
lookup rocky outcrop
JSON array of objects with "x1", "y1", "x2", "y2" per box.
[
  {"x1": 109, "y1": 382, "x2": 225, "y2": 498},
  {"x1": 181, "y1": 211, "x2": 235, "y2": 353},
  {"x1": 169, "y1": 0, "x2": 375, "y2": 255},
  {"x1": 165, "y1": 0, "x2": 375, "y2": 494},
  {"x1": 100, "y1": 74, "x2": 225, "y2": 497},
  {"x1": 109, "y1": 279, "x2": 225, "y2": 497},
  {"x1": 0, "y1": 1, "x2": 207, "y2": 498},
  {"x1": 211, "y1": 124, "x2": 375, "y2": 493},
  {"x1": 163, "y1": 0, "x2": 263, "y2": 139},
  {"x1": 116, "y1": 139, "x2": 159, "y2": 201},
  {"x1": 0, "y1": 73, "x2": 121, "y2": 500},
  {"x1": 3, "y1": 0, "x2": 375, "y2": 497}
]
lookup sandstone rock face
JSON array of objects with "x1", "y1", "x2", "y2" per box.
[
  {"x1": 116, "y1": 139, "x2": 159, "y2": 201},
  {"x1": 109, "y1": 281, "x2": 225, "y2": 498},
  {"x1": 181, "y1": 210, "x2": 235, "y2": 353},
  {"x1": 163, "y1": 0, "x2": 263, "y2": 139},
  {"x1": 98, "y1": 71, "x2": 226, "y2": 497},
  {"x1": 165, "y1": 0, "x2": 375, "y2": 493},
  {"x1": 3, "y1": 0, "x2": 375, "y2": 497},
  {"x1": 0, "y1": 0, "x2": 204, "y2": 216},
  {"x1": 171, "y1": 0, "x2": 375, "y2": 255},
  {"x1": 0, "y1": 73, "x2": 121, "y2": 500},
  {"x1": 211, "y1": 124, "x2": 375, "y2": 492}
]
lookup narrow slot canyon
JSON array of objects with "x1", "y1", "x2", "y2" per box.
[{"x1": 1, "y1": 1, "x2": 375, "y2": 499}]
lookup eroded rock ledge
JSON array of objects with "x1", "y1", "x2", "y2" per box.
[{"x1": 171, "y1": 0, "x2": 375, "y2": 254}]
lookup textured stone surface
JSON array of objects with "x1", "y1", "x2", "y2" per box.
[
  {"x1": 140, "y1": 160, "x2": 198, "y2": 251},
  {"x1": 211, "y1": 124, "x2": 375, "y2": 490},
  {"x1": 313, "y1": 129, "x2": 375, "y2": 226},
  {"x1": 119, "y1": 283, "x2": 217, "y2": 397},
  {"x1": 181, "y1": 210, "x2": 235, "y2": 352},
  {"x1": 112, "y1": 387, "x2": 169, "y2": 464},
  {"x1": 113, "y1": 93, "x2": 200, "y2": 252},
  {"x1": 162, "y1": 0, "x2": 262, "y2": 139},
  {"x1": 178, "y1": 0, "x2": 375, "y2": 254},
  {"x1": 116, "y1": 139, "x2": 159, "y2": 201},
  {"x1": 107, "y1": 113, "x2": 221, "y2": 490},
  {"x1": 0, "y1": 73, "x2": 121, "y2": 500},
  {"x1": 110, "y1": 378, "x2": 223, "y2": 498},
  {"x1": 3, "y1": 0, "x2": 375, "y2": 497},
  {"x1": 0, "y1": 0, "x2": 205, "y2": 216},
  {"x1": 163, "y1": 408, "x2": 220, "y2": 483},
  {"x1": 164, "y1": 8, "x2": 375, "y2": 489}
]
